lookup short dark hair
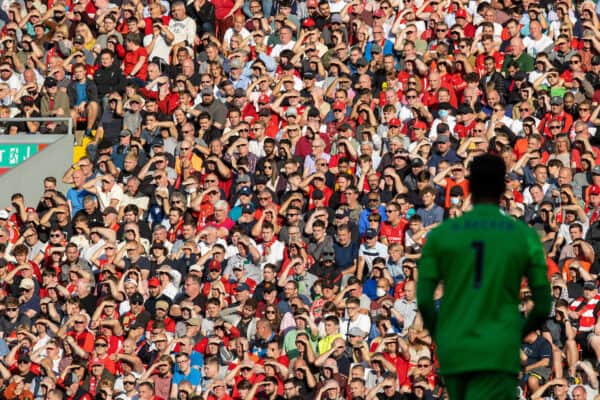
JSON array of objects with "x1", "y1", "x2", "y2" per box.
[{"x1": 469, "y1": 154, "x2": 506, "y2": 202}]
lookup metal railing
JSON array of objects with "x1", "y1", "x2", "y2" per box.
[{"x1": 1, "y1": 117, "x2": 73, "y2": 136}]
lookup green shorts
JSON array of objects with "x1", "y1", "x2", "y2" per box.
[{"x1": 443, "y1": 371, "x2": 518, "y2": 400}]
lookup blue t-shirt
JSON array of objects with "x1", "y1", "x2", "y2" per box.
[
  {"x1": 67, "y1": 188, "x2": 92, "y2": 216},
  {"x1": 333, "y1": 240, "x2": 359, "y2": 271},
  {"x1": 173, "y1": 366, "x2": 201, "y2": 386},
  {"x1": 75, "y1": 82, "x2": 88, "y2": 105}
]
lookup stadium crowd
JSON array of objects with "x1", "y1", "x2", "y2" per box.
[{"x1": 2, "y1": 0, "x2": 600, "y2": 398}]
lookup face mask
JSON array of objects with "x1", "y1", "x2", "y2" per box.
[
  {"x1": 450, "y1": 197, "x2": 460, "y2": 205},
  {"x1": 439, "y1": 109, "x2": 449, "y2": 119},
  {"x1": 376, "y1": 288, "x2": 386, "y2": 297}
]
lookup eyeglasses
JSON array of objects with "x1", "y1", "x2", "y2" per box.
[
  {"x1": 549, "y1": 125, "x2": 561, "y2": 129},
  {"x1": 406, "y1": 95, "x2": 417, "y2": 99},
  {"x1": 368, "y1": 218, "x2": 379, "y2": 222},
  {"x1": 570, "y1": 60, "x2": 580, "y2": 64},
  {"x1": 518, "y1": 108, "x2": 530, "y2": 112},
  {"x1": 50, "y1": 234, "x2": 61, "y2": 238},
  {"x1": 124, "y1": 381, "x2": 136, "y2": 385},
  {"x1": 258, "y1": 197, "x2": 270, "y2": 201},
  {"x1": 386, "y1": 209, "x2": 398, "y2": 213},
  {"x1": 95, "y1": 342, "x2": 108, "y2": 347},
  {"x1": 181, "y1": 147, "x2": 191, "y2": 150},
  {"x1": 6, "y1": 308, "x2": 17, "y2": 312},
  {"x1": 417, "y1": 363, "x2": 430, "y2": 368},
  {"x1": 436, "y1": 28, "x2": 447, "y2": 32},
  {"x1": 266, "y1": 310, "x2": 276, "y2": 314},
  {"x1": 579, "y1": 107, "x2": 590, "y2": 111},
  {"x1": 205, "y1": 179, "x2": 217, "y2": 183},
  {"x1": 74, "y1": 320, "x2": 85, "y2": 324}
]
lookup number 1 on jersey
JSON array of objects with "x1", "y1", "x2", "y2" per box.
[{"x1": 471, "y1": 241, "x2": 484, "y2": 289}]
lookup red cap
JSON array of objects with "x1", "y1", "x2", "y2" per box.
[
  {"x1": 302, "y1": 18, "x2": 316, "y2": 28},
  {"x1": 389, "y1": 118, "x2": 401, "y2": 127},
  {"x1": 307, "y1": 0, "x2": 318, "y2": 7},
  {"x1": 373, "y1": 8, "x2": 385, "y2": 18},
  {"x1": 148, "y1": 277, "x2": 160, "y2": 287},
  {"x1": 333, "y1": 101, "x2": 346, "y2": 110},
  {"x1": 258, "y1": 94, "x2": 270, "y2": 104},
  {"x1": 590, "y1": 185, "x2": 600, "y2": 196},
  {"x1": 413, "y1": 120, "x2": 428, "y2": 130},
  {"x1": 90, "y1": 358, "x2": 104, "y2": 366},
  {"x1": 455, "y1": 8, "x2": 468, "y2": 18}
]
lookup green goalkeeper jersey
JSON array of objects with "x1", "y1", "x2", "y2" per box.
[{"x1": 417, "y1": 204, "x2": 551, "y2": 375}]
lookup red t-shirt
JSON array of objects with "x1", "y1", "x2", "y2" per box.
[
  {"x1": 380, "y1": 219, "x2": 407, "y2": 245},
  {"x1": 123, "y1": 47, "x2": 148, "y2": 80}
]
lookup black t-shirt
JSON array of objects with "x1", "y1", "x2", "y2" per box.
[{"x1": 78, "y1": 293, "x2": 98, "y2": 316}]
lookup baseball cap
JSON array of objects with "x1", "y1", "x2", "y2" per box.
[
  {"x1": 237, "y1": 174, "x2": 251, "y2": 184},
  {"x1": 312, "y1": 189, "x2": 324, "y2": 200},
  {"x1": 593, "y1": 165, "x2": 600, "y2": 175},
  {"x1": 411, "y1": 158, "x2": 424, "y2": 167},
  {"x1": 73, "y1": 35, "x2": 85, "y2": 44},
  {"x1": 357, "y1": 57, "x2": 369, "y2": 67},
  {"x1": 0, "y1": 210, "x2": 9, "y2": 219},
  {"x1": 348, "y1": 327, "x2": 366, "y2": 337},
  {"x1": 303, "y1": 70, "x2": 315, "y2": 79},
  {"x1": 189, "y1": 264, "x2": 203, "y2": 273},
  {"x1": 241, "y1": 203, "x2": 255, "y2": 214},
  {"x1": 233, "y1": 88, "x2": 246, "y2": 97},
  {"x1": 128, "y1": 94, "x2": 143, "y2": 104},
  {"x1": 331, "y1": 13, "x2": 343, "y2": 23},
  {"x1": 186, "y1": 317, "x2": 201, "y2": 326},
  {"x1": 302, "y1": 18, "x2": 316, "y2": 28},
  {"x1": 365, "y1": 228, "x2": 378, "y2": 239},
  {"x1": 120, "y1": 129, "x2": 132, "y2": 137},
  {"x1": 335, "y1": 208, "x2": 349, "y2": 218},
  {"x1": 148, "y1": 277, "x2": 160, "y2": 287},
  {"x1": 455, "y1": 8, "x2": 468, "y2": 18},
  {"x1": 19, "y1": 278, "x2": 35, "y2": 290},
  {"x1": 235, "y1": 283, "x2": 251, "y2": 292},
  {"x1": 550, "y1": 96, "x2": 564, "y2": 105},
  {"x1": 263, "y1": 282, "x2": 277, "y2": 293},
  {"x1": 435, "y1": 134, "x2": 450, "y2": 143},
  {"x1": 333, "y1": 101, "x2": 346, "y2": 111},
  {"x1": 590, "y1": 185, "x2": 600, "y2": 196},
  {"x1": 389, "y1": 118, "x2": 401, "y2": 127},
  {"x1": 258, "y1": 94, "x2": 270, "y2": 104},
  {"x1": 285, "y1": 107, "x2": 298, "y2": 117},
  {"x1": 151, "y1": 137, "x2": 164, "y2": 147},
  {"x1": 44, "y1": 77, "x2": 57, "y2": 87},
  {"x1": 239, "y1": 186, "x2": 253, "y2": 196},
  {"x1": 130, "y1": 292, "x2": 144, "y2": 305},
  {"x1": 413, "y1": 120, "x2": 427, "y2": 130},
  {"x1": 155, "y1": 300, "x2": 170, "y2": 311},
  {"x1": 584, "y1": 281, "x2": 596, "y2": 290},
  {"x1": 457, "y1": 104, "x2": 474, "y2": 115}
]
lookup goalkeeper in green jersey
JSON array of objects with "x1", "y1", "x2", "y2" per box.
[{"x1": 417, "y1": 154, "x2": 551, "y2": 400}]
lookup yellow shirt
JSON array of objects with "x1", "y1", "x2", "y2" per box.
[{"x1": 317, "y1": 333, "x2": 343, "y2": 354}]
